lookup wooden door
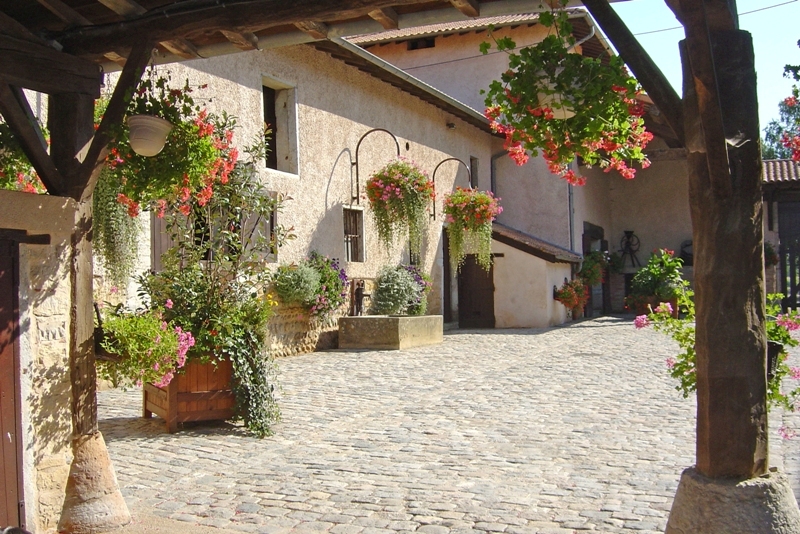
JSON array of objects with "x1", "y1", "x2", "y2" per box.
[
  {"x1": 458, "y1": 255, "x2": 495, "y2": 328},
  {"x1": 0, "y1": 239, "x2": 22, "y2": 527}
]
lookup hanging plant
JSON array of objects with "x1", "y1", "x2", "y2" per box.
[
  {"x1": 101, "y1": 70, "x2": 238, "y2": 218},
  {"x1": 443, "y1": 187, "x2": 502, "y2": 272},
  {"x1": 0, "y1": 121, "x2": 47, "y2": 194},
  {"x1": 366, "y1": 157, "x2": 434, "y2": 255},
  {"x1": 554, "y1": 278, "x2": 588, "y2": 310},
  {"x1": 578, "y1": 250, "x2": 608, "y2": 287},
  {"x1": 480, "y1": 3, "x2": 653, "y2": 185}
]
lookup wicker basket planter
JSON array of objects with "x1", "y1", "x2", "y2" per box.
[{"x1": 143, "y1": 358, "x2": 234, "y2": 433}]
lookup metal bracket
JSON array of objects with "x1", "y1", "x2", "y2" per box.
[
  {"x1": 430, "y1": 157, "x2": 471, "y2": 220},
  {"x1": 350, "y1": 128, "x2": 400, "y2": 204}
]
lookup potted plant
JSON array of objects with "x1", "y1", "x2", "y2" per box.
[
  {"x1": 554, "y1": 278, "x2": 589, "y2": 319},
  {"x1": 443, "y1": 187, "x2": 502, "y2": 272},
  {"x1": 480, "y1": 2, "x2": 653, "y2": 185},
  {"x1": 127, "y1": 154, "x2": 289, "y2": 436},
  {"x1": 368, "y1": 264, "x2": 432, "y2": 316},
  {"x1": 624, "y1": 248, "x2": 685, "y2": 317},
  {"x1": 0, "y1": 121, "x2": 46, "y2": 194},
  {"x1": 272, "y1": 252, "x2": 349, "y2": 319},
  {"x1": 366, "y1": 157, "x2": 434, "y2": 256},
  {"x1": 578, "y1": 250, "x2": 608, "y2": 287}
]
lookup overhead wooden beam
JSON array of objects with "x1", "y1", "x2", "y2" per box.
[
  {"x1": 450, "y1": 0, "x2": 479, "y2": 17},
  {"x1": 36, "y1": 0, "x2": 92, "y2": 25},
  {"x1": 158, "y1": 39, "x2": 200, "y2": 59},
  {"x1": 0, "y1": 34, "x2": 101, "y2": 96},
  {"x1": 645, "y1": 147, "x2": 687, "y2": 162},
  {"x1": 0, "y1": 10, "x2": 49, "y2": 43},
  {"x1": 219, "y1": 29, "x2": 259, "y2": 50},
  {"x1": 55, "y1": 0, "x2": 436, "y2": 55},
  {"x1": 0, "y1": 84, "x2": 64, "y2": 194},
  {"x1": 581, "y1": 0, "x2": 684, "y2": 146},
  {"x1": 76, "y1": 38, "x2": 153, "y2": 200},
  {"x1": 368, "y1": 7, "x2": 399, "y2": 30},
  {"x1": 294, "y1": 21, "x2": 329, "y2": 40}
]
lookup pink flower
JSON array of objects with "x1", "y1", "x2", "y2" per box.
[
  {"x1": 165, "y1": 299, "x2": 173, "y2": 309},
  {"x1": 779, "y1": 425, "x2": 797, "y2": 440},
  {"x1": 634, "y1": 315, "x2": 650, "y2": 329},
  {"x1": 791, "y1": 367, "x2": 800, "y2": 381},
  {"x1": 655, "y1": 302, "x2": 673, "y2": 315},
  {"x1": 666, "y1": 357, "x2": 676, "y2": 369}
]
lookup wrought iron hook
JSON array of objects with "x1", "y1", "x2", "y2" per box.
[
  {"x1": 430, "y1": 157, "x2": 471, "y2": 220},
  {"x1": 351, "y1": 128, "x2": 400, "y2": 204}
]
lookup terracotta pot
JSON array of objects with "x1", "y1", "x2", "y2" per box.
[{"x1": 127, "y1": 114, "x2": 174, "y2": 157}]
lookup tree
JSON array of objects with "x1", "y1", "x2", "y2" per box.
[{"x1": 762, "y1": 39, "x2": 800, "y2": 160}]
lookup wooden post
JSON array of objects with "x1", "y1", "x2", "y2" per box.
[{"x1": 682, "y1": 30, "x2": 768, "y2": 478}]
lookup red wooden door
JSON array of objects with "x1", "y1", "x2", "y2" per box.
[
  {"x1": 458, "y1": 255, "x2": 495, "y2": 328},
  {"x1": 0, "y1": 239, "x2": 22, "y2": 527}
]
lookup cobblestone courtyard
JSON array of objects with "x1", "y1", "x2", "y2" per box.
[{"x1": 98, "y1": 316, "x2": 800, "y2": 533}]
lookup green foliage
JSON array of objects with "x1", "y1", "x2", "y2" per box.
[
  {"x1": 273, "y1": 264, "x2": 321, "y2": 307},
  {"x1": 403, "y1": 264, "x2": 433, "y2": 316},
  {"x1": 578, "y1": 251, "x2": 608, "y2": 287},
  {"x1": 0, "y1": 121, "x2": 47, "y2": 193},
  {"x1": 365, "y1": 158, "x2": 434, "y2": 256},
  {"x1": 628, "y1": 249, "x2": 686, "y2": 300},
  {"x1": 765, "y1": 241, "x2": 780, "y2": 268},
  {"x1": 371, "y1": 265, "x2": 420, "y2": 315},
  {"x1": 643, "y1": 292, "x2": 800, "y2": 411},
  {"x1": 92, "y1": 167, "x2": 142, "y2": 287}
]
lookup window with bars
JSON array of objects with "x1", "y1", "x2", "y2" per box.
[{"x1": 344, "y1": 208, "x2": 364, "y2": 263}]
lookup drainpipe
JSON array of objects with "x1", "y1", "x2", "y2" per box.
[{"x1": 568, "y1": 181, "x2": 575, "y2": 253}]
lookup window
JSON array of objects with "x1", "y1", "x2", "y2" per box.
[
  {"x1": 469, "y1": 156, "x2": 479, "y2": 189},
  {"x1": 262, "y1": 79, "x2": 298, "y2": 175},
  {"x1": 343, "y1": 208, "x2": 364, "y2": 262},
  {"x1": 407, "y1": 37, "x2": 435, "y2": 50}
]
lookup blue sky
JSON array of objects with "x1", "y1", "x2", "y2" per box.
[{"x1": 611, "y1": 0, "x2": 799, "y2": 131}]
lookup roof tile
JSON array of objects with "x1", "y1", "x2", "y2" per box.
[{"x1": 763, "y1": 159, "x2": 800, "y2": 184}]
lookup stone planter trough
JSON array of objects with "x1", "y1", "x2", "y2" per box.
[{"x1": 338, "y1": 315, "x2": 443, "y2": 350}]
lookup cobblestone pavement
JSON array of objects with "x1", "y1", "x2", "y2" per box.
[{"x1": 98, "y1": 316, "x2": 800, "y2": 534}]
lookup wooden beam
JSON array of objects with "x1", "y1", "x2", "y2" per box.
[
  {"x1": 368, "y1": 7, "x2": 398, "y2": 30},
  {"x1": 55, "y1": 0, "x2": 436, "y2": 55},
  {"x1": 0, "y1": 34, "x2": 101, "y2": 96},
  {"x1": 0, "y1": 84, "x2": 64, "y2": 194},
  {"x1": 36, "y1": 0, "x2": 92, "y2": 25},
  {"x1": 96, "y1": 0, "x2": 146, "y2": 17},
  {"x1": 294, "y1": 21, "x2": 329, "y2": 40},
  {"x1": 450, "y1": 0, "x2": 479, "y2": 17},
  {"x1": 0, "y1": 11, "x2": 48, "y2": 44},
  {"x1": 219, "y1": 29, "x2": 259, "y2": 50},
  {"x1": 49, "y1": 92, "x2": 96, "y2": 197},
  {"x1": 581, "y1": 0, "x2": 684, "y2": 146},
  {"x1": 159, "y1": 39, "x2": 201, "y2": 59},
  {"x1": 76, "y1": 38, "x2": 153, "y2": 201},
  {"x1": 645, "y1": 147, "x2": 687, "y2": 162}
]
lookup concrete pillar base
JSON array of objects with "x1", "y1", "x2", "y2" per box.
[
  {"x1": 58, "y1": 432, "x2": 131, "y2": 533},
  {"x1": 666, "y1": 467, "x2": 800, "y2": 533}
]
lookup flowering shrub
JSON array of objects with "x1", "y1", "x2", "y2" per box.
[
  {"x1": 402, "y1": 264, "x2": 433, "y2": 315},
  {"x1": 306, "y1": 252, "x2": 349, "y2": 318},
  {"x1": 101, "y1": 71, "x2": 239, "y2": 217},
  {"x1": 0, "y1": 121, "x2": 47, "y2": 194},
  {"x1": 480, "y1": 5, "x2": 652, "y2": 185},
  {"x1": 554, "y1": 278, "x2": 588, "y2": 311},
  {"x1": 443, "y1": 188, "x2": 502, "y2": 272},
  {"x1": 97, "y1": 306, "x2": 195, "y2": 389},
  {"x1": 366, "y1": 158, "x2": 434, "y2": 255},
  {"x1": 637, "y1": 292, "x2": 800, "y2": 412}
]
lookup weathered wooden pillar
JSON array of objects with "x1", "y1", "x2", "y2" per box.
[{"x1": 684, "y1": 31, "x2": 767, "y2": 479}]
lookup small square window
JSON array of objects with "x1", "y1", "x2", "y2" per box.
[{"x1": 344, "y1": 208, "x2": 364, "y2": 263}]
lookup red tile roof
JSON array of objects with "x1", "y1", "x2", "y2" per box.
[{"x1": 763, "y1": 159, "x2": 800, "y2": 184}]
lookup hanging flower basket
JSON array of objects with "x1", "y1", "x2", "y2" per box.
[
  {"x1": 481, "y1": 6, "x2": 653, "y2": 185},
  {"x1": 366, "y1": 158, "x2": 434, "y2": 256},
  {"x1": 443, "y1": 188, "x2": 502, "y2": 272},
  {"x1": 554, "y1": 278, "x2": 588, "y2": 311},
  {"x1": 126, "y1": 114, "x2": 174, "y2": 157}
]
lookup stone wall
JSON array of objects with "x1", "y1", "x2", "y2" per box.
[
  {"x1": 0, "y1": 190, "x2": 77, "y2": 533},
  {"x1": 267, "y1": 305, "x2": 344, "y2": 358}
]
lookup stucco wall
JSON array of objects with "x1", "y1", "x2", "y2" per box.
[
  {"x1": 492, "y1": 240, "x2": 571, "y2": 328},
  {"x1": 0, "y1": 190, "x2": 76, "y2": 533},
  {"x1": 156, "y1": 43, "x2": 497, "y2": 316}
]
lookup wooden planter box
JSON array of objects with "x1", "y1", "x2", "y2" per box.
[
  {"x1": 143, "y1": 359, "x2": 235, "y2": 433},
  {"x1": 338, "y1": 315, "x2": 443, "y2": 350}
]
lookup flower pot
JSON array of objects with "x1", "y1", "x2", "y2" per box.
[
  {"x1": 127, "y1": 114, "x2": 174, "y2": 157},
  {"x1": 143, "y1": 358, "x2": 235, "y2": 433},
  {"x1": 572, "y1": 306, "x2": 584, "y2": 320},
  {"x1": 767, "y1": 341, "x2": 783, "y2": 382}
]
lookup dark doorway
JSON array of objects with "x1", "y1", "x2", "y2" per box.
[
  {"x1": 458, "y1": 255, "x2": 495, "y2": 328},
  {"x1": 779, "y1": 202, "x2": 800, "y2": 310},
  {"x1": 0, "y1": 239, "x2": 22, "y2": 527},
  {"x1": 582, "y1": 222, "x2": 611, "y2": 316},
  {"x1": 442, "y1": 231, "x2": 452, "y2": 323}
]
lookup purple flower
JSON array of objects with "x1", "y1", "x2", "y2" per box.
[
  {"x1": 634, "y1": 315, "x2": 650, "y2": 329},
  {"x1": 654, "y1": 302, "x2": 673, "y2": 315}
]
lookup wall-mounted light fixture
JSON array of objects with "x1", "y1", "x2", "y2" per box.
[{"x1": 446, "y1": 122, "x2": 456, "y2": 130}]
